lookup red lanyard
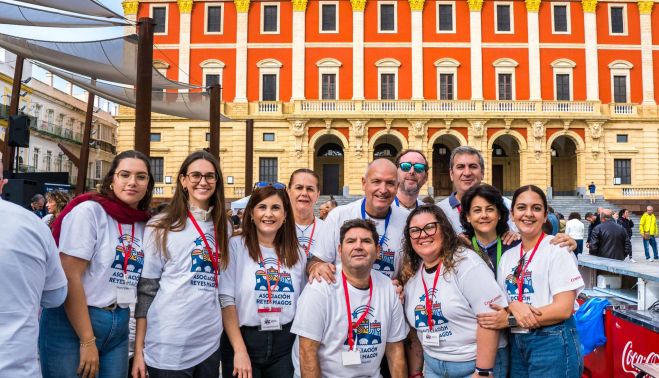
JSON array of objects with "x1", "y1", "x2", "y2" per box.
[
  {"x1": 117, "y1": 223, "x2": 135, "y2": 275},
  {"x1": 259, "y1": 254, "x2": 281, "y2": 306},
  {"x1": 456, "y1": 204, "x2": 462, "y2": 214},
  {"x1": 303, "y1": 220, "x2": 316, "y2": 257},
  {"x1": 342, "y1": 271, "x2": 373, "y2": 351},
  {"x1": 517, "y1": 233, "x2": 545, "y2": 302},
  {"x1": 188, "y1": 211, "x2": 220, "y2": 288},
  {"x1": 420, "y1": 262, "x2": 442, "y2": 329}
]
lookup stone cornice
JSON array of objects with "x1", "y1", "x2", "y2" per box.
[
  {"x1": 177, "y1": 0, "x2": 193, "y2": 14},
  {"x1": 582, "y1": 0, "x2": 598, "y2": 13},
  {"x1": 525, "y1": 0, "x2": 541, "y2": 12},
  {"x1": 292, "y1": 0, "x2": 308, "y2": 12},
  {"x1": 351, "y1": 0, "x2": 367, "y2": 12},
  {"x1": 234, "y1": 0, "x2": 251, "y2": 13},
  {"x1": 638, "y1": 1, "x2": 654, "y2": 15},
  {"x1": 122, "y1": 1, "x2": 139, "y2": 15},
  {"x1": 408, "y1": 0, "x2": 425, "y2": 11},
  {"x1": 468, "y1": 0, "x2": 483, "y2": 12}
]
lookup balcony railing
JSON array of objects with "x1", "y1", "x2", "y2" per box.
[
  {"x1": 300, "y1": 101, "x2": 356, "y2": 113},
  {"x1": 30, "y1": 119, "x2": 82, "y2": 144},
  {"x1": 541, "y1": 101, "x2": 596, "y2": 113},
  {"x1": 257, "y1": 101, "x2": 282, "y2": 114},
  {"x1": 363, "y1": 100, "x2": 415, "y2": 112},
  {"x1": 422, "y1": 100, "x2": 477, "y2": 112},
  {"x1": 621, "y1": 187, "x2": 659, "y2": 197},
  {"x1": 483, "y1": 101, "x2": 536, "y2": 113},
  {"x1": 153, "y1": 186, "x2": 166, "y2": 196},
  {"x1": 17, "y1": 164, "x2": 37, "y2": 173},
  {"x1": 611, "y1": 103, "x2": 637, "y2": 115}
]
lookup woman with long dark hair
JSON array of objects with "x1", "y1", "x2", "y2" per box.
[
  {"x1": 401, "y1": 205, "x2": 507, "y2": 378},
  {"x1": 478, "y1": 185, "x2": 584, "y2": 377},
  {"x1": 42, "y1": 190, "x2": 71, "y2": 228},
  {"x1": 131, "y1": 151, "x2": 230, "y2": 377},
  {"x1": 40, "y1": 150, "x2": 154, "y2": 378},
  {"x1": 219, "y1": 184, "x2": 305, "y2": 377}
]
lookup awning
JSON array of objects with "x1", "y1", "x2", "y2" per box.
[
  {"x1": 0, "y1": 2, "x2": 129, "y2": 27},
  {"x1": 16, "y1": 0, "x2": 124, "y2": 19}
]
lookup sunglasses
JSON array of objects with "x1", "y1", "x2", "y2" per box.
[
  {"x1": 253, "y1": 181, "x2": 286, "y2": 190},
  {"x1": 399, "y1": 162, "x2": 427, "y2": 173}
]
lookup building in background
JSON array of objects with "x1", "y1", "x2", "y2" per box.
[
  {"x1": 116, "y1": 0, "x2": 659, "y2": 203},
  {"x1": 1, "y1": 48, "x2": 118, "y2": 189}
]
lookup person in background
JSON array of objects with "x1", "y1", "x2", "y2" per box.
[
  {"x1": 393, "y1": 149, "x2": 429, "y2": 212},
  {"x1": 547, "y1": 207, "x2": 559, "y2": 236},
  {"x1": 421, "y1": 196, "x2": 436, "y2": 205},
  {"x1": 324, "y1": 198, "x2": 338, "y2": 217},
  {"x1": 565, "y1": 212, "x2": 585, "y2": 256},
  {"x1": 557, "y1": 213, "x2": 566, "y2": 234},
  {"x1": 587, "y1": 182, "x2": 596, "y2": 204},
  {"x1": 288, "y1": 169, "x2": 326, "y2": 259},
  {"x1": 0, "y1": 160, "x2": 68, "y2": 377},
  {"x1": 40, "y1": 150, "x2": 154, "y2": 378},
  {"x1": 43, "y1": 190, "x2": 71, "y2": 228},
  {"x1": 585, "y1": 212, "x2": 597, "y2": 248},
  {"x1": 30, "y1": 193, "x2": 47, "y2": 218},
  {"x1": 318, "y1": 202, "x2": 329, "y2": 220},
  {"x1": 617, "y1": 209, "x2": 634, "y2": 261},
  {"x1": 229, "y1": 208, "x2": 241, "y2": 228},
  {"x1": 640, "y1": 206, "x2": 658, "y2": 261},
  {"x1": 588, "y1": 209, "x2": 631, "y2": 261}
]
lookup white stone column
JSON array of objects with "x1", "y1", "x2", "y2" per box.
[
  {"x1": 291, "y1": 0, "x2": 307, "y2": 100},
  {"x1": 121, "y1": 1, "x2": 138, "y2": 36},
  {"x1": 639, "y1": 1, "x2": 655, "y2": 105},
  {"x1": 410, "y1": 2, "x2": 425, "y2": 100},
  {"x1": 177, "y1": 1, "x2": 192, "y2": 88},
  {"x1": 468, "y1": 0, "x2": 483, "y2": 100},
  {"x1": 234, "y1": 1, "x2": 250, "y2": 103},
  {"x1": 526, "y1": 0, "x2": 541, "y2": 100},
  {"x1": 352, "y1": 0, "x2": 366, "y2": 100},
  {"x1": 583, "y1": 0, "x2": 599, "y2": 101}
]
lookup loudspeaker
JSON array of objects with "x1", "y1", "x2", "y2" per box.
[
  {"x1": 8, "y1": 114, "x2": 30, "y2": 147},
  {"x1": 1, "y1": 179, "x2": 39, "y2": 208}
]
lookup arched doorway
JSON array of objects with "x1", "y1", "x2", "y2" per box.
[
  {"x1": 314, "y1": 136, "x2": 344, "y2": 195},
  {"x1": 372, "y1": 135, "x2": 402, "y2": 162},
  {"x1": 551, "y1": 136, "x2": 578, "y2": 196},
  {"x1": 491, "y1": 135, "x2": 520, "y2": 196},
  {"x1": 432, "y1": 135, "x2": 461, "y2": 196}
]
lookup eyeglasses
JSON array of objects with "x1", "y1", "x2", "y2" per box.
[
  {"x1": 254, "y1": 181, "x2": 286, "y2": 190},
  {"x1": 185, "y1": 172, "x2": 218, "y2": 184},
  {"x1": 399, "y1": 162, "x2": 428, "y2": 173},
  {"x1": 115, "y1": 171, "x2": 149, "y2": 184},
  {"x1": 408, "y1": 222, "x2": 440, "y2": 239}
]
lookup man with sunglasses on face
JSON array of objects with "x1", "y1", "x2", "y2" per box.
[{"x1": 394, "y1": 150, "x2": 429, "y2": 213}]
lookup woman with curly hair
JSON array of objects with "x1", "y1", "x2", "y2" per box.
[
  {"x1": 401, "y1": 204, "x2": 507, "y2": 378},
  {"x1": 42, "y1": 190, "x2": 71, "y2": 227}
]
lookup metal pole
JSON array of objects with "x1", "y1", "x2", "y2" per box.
[
  {"x1": 134, "y1": 17, "x2": 155, "y2": 156},
  {"x1": 245, "y1": 119, "x2": 254, "y2": 195},
  {"x1": 75, "y1": 90, "x2": 95, "y2": 195},
  {"x1": 209, "y1": 84, "x2": 221, "y2": 157},
  {"x1": 2, "y1": 55, "x2": 24, "y2": 174}
]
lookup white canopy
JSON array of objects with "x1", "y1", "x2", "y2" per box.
[
  {"x1": 231, "y1": 196, "x2": 250, "y2": 212},
  {"x1": 0, "y1": 2, "x2": 128, "y2": 27},
  {"x1": 17, "y1": 0, "x2": 124, "y2": 19}
]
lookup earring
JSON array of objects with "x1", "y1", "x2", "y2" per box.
[{"x1": 109, "y1": 184, "x2": 113, "y2": 191}]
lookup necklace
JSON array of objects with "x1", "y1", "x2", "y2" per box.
[{"x1": 296, "y1": 222, "x2": 314, "y2": 234}]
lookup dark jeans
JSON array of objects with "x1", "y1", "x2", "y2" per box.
[
  {"x1": 220, "y1": 323, "x2": 295, "y2": 378},
  {"x1": 574, "y1": 240, "x2": 584, "y2": 255},
  {"x1": 147, "y1": 346, "x2": 221, "y2": 378}
]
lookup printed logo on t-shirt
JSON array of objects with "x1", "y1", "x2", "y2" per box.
[
  {"x1": 254, "y1": 257, "x2": 294, "y2": 307},
  {"x1": 343, "y1": 305, "x2": 383, "y2": 363},
  {"x1": 373, "y1": 245, "x2": 395, "y2": 278},
  {"x1": 297, "y1": 235, "x2": 314, "y2": 258},
  {"x1": 110, "y1": 234, "x2": 144, "y2": 286},
  {"x1": 189, "y1": 234, "x2": 219, "y2": 290},
  {"x1": 504, "y1": 268, "x2": 534, "y2": 303},
  {"x1": 414, "y1": 290, "x2": 451, "y2": 337}
]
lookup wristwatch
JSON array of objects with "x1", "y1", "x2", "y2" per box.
[
  {"x1": 508, "y1": 315, "x2": 518, "y2": 327},
  {"x1": 475, "y1": 367, "x2": 493, "y2": 376}
]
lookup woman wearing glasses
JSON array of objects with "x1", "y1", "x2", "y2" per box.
[
  {"x1": 219, "y1": 183, "x2": 305, "y2": 378},
  {"x1": 477, "y1": 185, "x2": 584, "y2": 377},
  {"x1": 40, "y1": 151, "x2": 154, "y2": 378},
  {"x1": 401, "y1": 205, "x2": 507, "y2": 378},
  {"x1": 131, "y1": 151, "x2": 230, "y2": 377},
  {"x1": 287, "y1": 169, "x2": 326, "y2": 259}
]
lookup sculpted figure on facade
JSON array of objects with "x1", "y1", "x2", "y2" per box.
[
  {"x1": 351, "y1": 120, "x2": 366, "y2": 158},
  {"x1": 470, "y1": 120, "x2": 484, "y2": 138},
  {"x1": 290, "y1": 120, "x2": 307, "y2": 158},
  {"x1": 412, "y1": 120, "x2": 426, "y2": 137}
]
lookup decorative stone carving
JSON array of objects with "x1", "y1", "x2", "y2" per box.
[
  {"x1": 444, "y1": 118, "x2": 453, "y2": 129},
  {"x1": 531, "y1": 120, "x2": 547, "y2": 159},
  {"x1": 324, "y1": 119, "x2": 332, "y2": 132},
  {"x1": 177, "y1": 0, "x2": 193, "y2": 13},
  {"x1": 469, "y1": 120, "x2": 485, "y2": 138},
  {"x1": 411, "y1": 120, "x2": 427, "y2": 137},
  {"x1": 408, "y1": 0, "x2": 425, "y2": 11},
  {"x1": 122, "y1": 1, "x2": 139, "y2": 15},
  {"x1": 504, "y1": 118, "x2": 513, "y2": 133},
  {"x1": 350, "y1": 120, "x2": 367, "y2": 158},
  {"x1": 562, "y1": 120, "x2": 572, "y2": 134},
  {"x1": 581, "y1": 0, "x2": 598, "y2": 13},
  {"x1": 292, "y1": 0, "x2": 308, "y2": 12},
  {"x1": 467, "y1": 0, "x2": 484, "y2": 11},
  {"x1": 384, "y1": 119, "x2": 393, "y2": 132},
  {"x1": 350, "y1": 0, "x2": 367, "y2": 11},
  {"x1": 525, "y1": 0, "x2": 541, "y2": 12},
  {"x1": 234, "y1": 0, "x2": 251, "y2": 13},
  {"x1": 638, "y1": 1, "x2": 654, "y2": 15},
  {"x1": 290, "y1": 120, "x2": 307, "y2": 158},
  {"x1": 588, "y1": 121, "x2": 603, "y2": 140}
]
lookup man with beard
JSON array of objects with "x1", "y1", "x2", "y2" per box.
[{"x1": 393, "y1": 149, "x2": 428, "y2": 213}]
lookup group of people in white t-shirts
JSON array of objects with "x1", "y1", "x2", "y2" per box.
[{"x1": 1, "y1": 146, "x2": 585, "y2": 378}]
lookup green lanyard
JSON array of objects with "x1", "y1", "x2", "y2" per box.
[{"x1": 471, "y1": 236, "x2": 502, "y2": 269}]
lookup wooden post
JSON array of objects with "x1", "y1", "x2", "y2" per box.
[
  {"x1": 134, "y1": 17, "x2": 155, "y2": 156},
  {"x1": 2, "y1": 55, "x2": 24, "y2": 174},
  {"x1": 209, "y1": 84, "x2": 221, "y2": 157},
  {"x1": 75, "y1": 90, "x2": 95, "y2": 195},
  {"x1": 245, "y1": 119, "x2": 254, "y2": 195}
]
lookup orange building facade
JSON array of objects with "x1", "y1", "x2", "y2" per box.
[{"x1": 117, "y1": 0, "x2": 659, "y2": 201}]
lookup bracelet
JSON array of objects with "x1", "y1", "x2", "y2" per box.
[
  {"x1": 80, "y1": 337, "x2": 96, "y2": 348},
  {"x1": 408, "y1": 372, "x2": 423, "y2": 378}
]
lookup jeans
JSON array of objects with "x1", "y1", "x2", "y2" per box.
[
  {"x1": 509, "y1": 316, "x2": 583, "y2": 378},
  {"x1": 39, "y1": 305, "x2": 130, "y2": 378},
  {"x1": 574, "y1": 240, "x2": 584, "y2": 255},
  {"x1": 423, "y1": 346, "x2": 508, "y2": 378},
  {"x1": 643, "y1": 237, "x2": 658, "y2": 259},
  {"x1": 220, "y1": 323, "x2": 295, "y2": 378},
  {"x1": 147, "y1": 346, "x2": 220, "y2": 378}
]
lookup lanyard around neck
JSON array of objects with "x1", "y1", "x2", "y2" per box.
[
  {"x1": 420, "y1": 262, "x2": 442, "y2": 329},
  {"x1": 187, "y1": 211, "x2": 220, "y2": 288},
  {"x1": 516, "y1": 233, "x2": 545, "y2": 302},
  {"x1": 360, "y1": 199, "x2": 392, "y2": 247},
  {"x1": 117, "y1": 223, "x2": 135, "y2": 275},
  {"x1": 259, "y1": 254, "x2": 281, "y2": 306},
  {"x1": 471, "y1": 236, "x2": 502, "y2": 269},
  {"x1": 342, "y1": 271, "x2": 373, "y2": 351}
]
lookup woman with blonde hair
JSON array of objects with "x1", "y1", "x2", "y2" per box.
[{"x1": 42, "y1": 190, "x2": 71, "y2": 227}]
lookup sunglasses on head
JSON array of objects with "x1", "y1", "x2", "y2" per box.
[
  {"x1": 253, "y1": 181, "x2": 286, "y2": 190},
  {"x1": 399, "y1": 162, "x2": 427, "y2": 173}
]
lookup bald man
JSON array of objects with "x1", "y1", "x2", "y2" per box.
[{"x1": 308, "y1": 159, "x2": 409, "y2": 283}]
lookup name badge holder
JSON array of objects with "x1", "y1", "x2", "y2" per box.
[
  {"x1": 257, "y1": 306, "x2": 282, "y2": 331},
  {"x1": 341, "y1": 349, "x2": 362, "y2": 366},
  {"x1": 422, "y1": 329, "x2": 441, "y2": 347},
  {"x1": 116, "y1": 223, "x2": 137, "y2": 306},
  {"x1": 420, "y1": 262, "x2": 443, "y2": 348}
]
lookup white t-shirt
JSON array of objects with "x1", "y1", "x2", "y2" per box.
[
  {"x1": 313, "y1": 199, "x2": 408, "y2": 279},
  {"x1": 393, "y1": 197, "x2": 425, "y2": 214},
  {"x1": 296, "y1": 217, "x2": 326, "y2": 259},
  {"x1": 437, "y1": 194, "x2": 517, "y2": 235},
  {"x1": 404, "y1": 249, "x2": 508, "y2": 362},
  {"x1": 565, "y1": 219, "x2": 585, "y2": 241},
  {"x1": 59, "y1": 201, "x2": 146, "y2": 308},
  {"x1": 0, "y1": 199, "x2": 67, "y2": 377},
  {"x1": 141, "y1": 214, "x2": 225, "y2": 370},
  {"x1": 497, "y1": 235, "x2": 584, "y2": 308},
  {"x1": 291, "y1": 269, "x2": 409, "y2": 378},
  {"x1": 219, "y1": 236, "x2": 307, "y2": 327}
]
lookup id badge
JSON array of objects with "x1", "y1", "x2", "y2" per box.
[
  {"x1": 422, "y1": 330, "x2": 440, "y2": 347},
  {"x1": 511, "y1": 326, "x2": 530, "y2": 334},
  {"x1": 258, "y1": 307, "x2": 282, "y2": 331},
  {"x1": 116, "y1": 284, "x2": 136, "y2": 306},
  {"x1": 341, "y1": 350, "x2": 362, "y2": 366}
]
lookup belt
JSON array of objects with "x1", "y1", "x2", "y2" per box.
[{"x1": 100, "y1": 303, "x2": 118, "y2": 311}]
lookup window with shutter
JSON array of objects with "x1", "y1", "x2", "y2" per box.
[
  {"x1": 321, "y1": 74, "x2": 336, "y2": 100},
  {"x1": 205, "y1": 74, "x2": 221, "y2": 87},
  {"x1": 380, "y1": 73, "x2": 396, "y2": 100},
  {"x1": 438, "y1": 4, "x2": 453, "y2": 32},
  {"x1": 263, "y1": 5, "x2": 278, "y2": 33},
  {"x1": 613, "y1": 159, "x2": 631, "y2": 185},
  {"x1": 613, "y1": 75, "x2": 627, "y2": 103},
  {"x1": 553, "y1": 5, "x2": 568, "y2": 32},
  {"x1": 321, "y1": 4, "x2": 337, "y2": 32},
  {"x1": 498, "y1": 73, "x2": 512, "y2": 100},
  {"x1": 262, "y1": 74, "x2": 277, "y2": 101},
  {"x1": 380, "y1": 4, "x2": 395, "y2": 32},
  {"x1": 259, "y1": 158, "x2": 278, "y2": 183},
  {"x1": 555, "y1": 74, "x2": 570, "y2": 101},
  {"x1": 496, "y1": 5, "x2": 511, "y2": 32},
  {"x1": 207, "y1": 6, "x2": 222, "y2": 33},
  {"x1": 439, "y1": 74, "x2": 454, "y2": 100},
  {"x1": 153, "y1": 7, "x2": 167, "y2": 34},
  {"x1": 610, "y1": 7, "x2": 624, "y2": 34}
]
